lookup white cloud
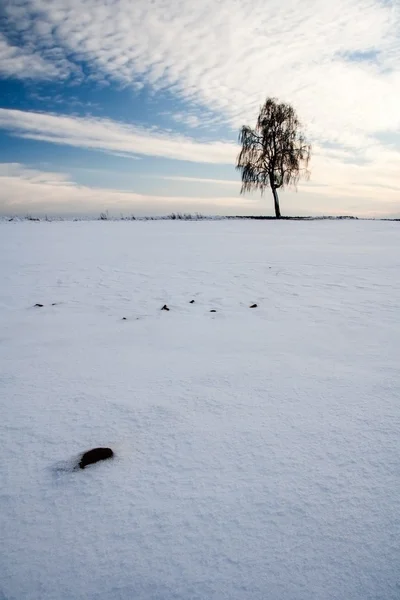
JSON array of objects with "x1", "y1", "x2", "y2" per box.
[
  {"x1": 0, "y1": 34, "x2": 62, "y2": 79},
  {"x1": 0, "y1": 32, "x2": 75, "y2": 80},
  {"x1": 0, "y1": 109, "x2": 237, "y2": 164},
  {"x1": 2, "y1": 0, "x2": 399, "y2": 139},
  {"x1": 15, "y1": 3, "x2": 400, "y2": 126}
]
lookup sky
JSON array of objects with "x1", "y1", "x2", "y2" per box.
[{"x1": 0, "y1": 0, "x2": 399, "y2": 218}]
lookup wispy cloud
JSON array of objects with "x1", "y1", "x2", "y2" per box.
[
  {"x1": 159, "y1": 175, "x2": 239, "y2": 186},
  {"x1": 0, "y1": 162, "x2": 73, "y2": 184},
  {"x1": 28, "y1": 91, "x2": 101, "y2": 111},
  {"x1": 163, "y1": 109, "x2": 225, "y2": 131},
  {"x1": 0, "y1": 109, "x2": 237, "y2": 164}
]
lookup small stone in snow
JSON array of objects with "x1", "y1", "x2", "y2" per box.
[
  {"x1": 250, "y1": 303, "x2": 258, "y2": 308},
  {"x1": 79, "y1": 447, "x2": 114, "y2": 469}
]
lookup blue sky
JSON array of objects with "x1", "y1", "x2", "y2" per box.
[{"x1": 0, "y1": 0, "x2": 399, "y2": 218}]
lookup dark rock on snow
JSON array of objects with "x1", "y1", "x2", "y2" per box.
[
  {"x1": 34, "y1": 303, "x2": 44, "y2": 307},
  {"x1": 210, "y1": 309, "x2": 217, "y2": 313},
  {"x1": 189, "y1": 300, "x2": 195, "y2": 304},
  {"x1": 79, "y1": 447, "x2": 114, "y2": 469},
  {"x1": 250, "y1": 303, "x2": 258, "y2": 308}
]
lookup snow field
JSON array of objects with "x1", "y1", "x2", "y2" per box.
[{"x1": 0, "y1": 220, "x2": 399, "y2": 600}]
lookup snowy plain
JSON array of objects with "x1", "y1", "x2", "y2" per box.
[{"x1": 0, "y1": 219, "x2": 399, "y2": 600}]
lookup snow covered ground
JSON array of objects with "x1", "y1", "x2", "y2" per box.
[{"x1": 1, "y1": 219, "x2": 399, "y2": 600}]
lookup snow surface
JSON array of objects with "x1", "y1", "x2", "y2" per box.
[{"x1": 1, "y1": 220, "x2": 399, "y2": 600}]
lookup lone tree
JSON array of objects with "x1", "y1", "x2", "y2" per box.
[{"x1": 236, "y1": 97, "x2": 311, "y2": 218}]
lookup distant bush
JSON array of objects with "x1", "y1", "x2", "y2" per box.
[{"x1": 167, "y1": 213, "x2": 205, "y2": 221}]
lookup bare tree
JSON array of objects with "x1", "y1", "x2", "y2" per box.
[{"x1": 236, "y1": 98, "x2": 311, "y2": 218}]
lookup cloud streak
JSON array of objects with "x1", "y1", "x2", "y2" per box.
[{"x1": 0, "y1": 109, "x2": 237, "y2": 164}]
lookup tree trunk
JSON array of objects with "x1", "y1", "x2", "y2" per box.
[{"x1": 271, "y1": 186, "x2": 281, "y2": 218}]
